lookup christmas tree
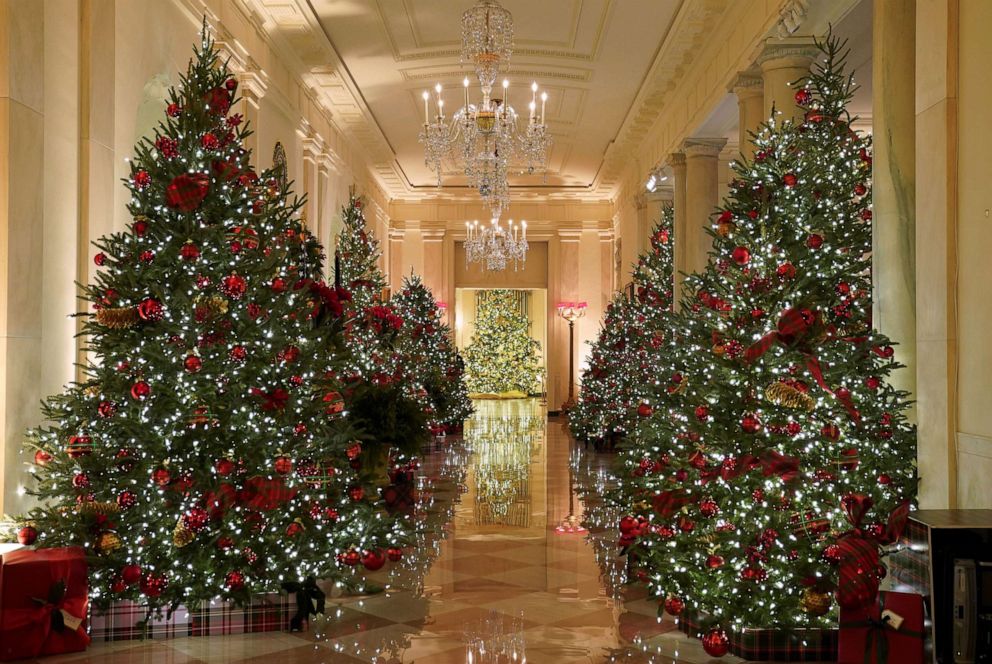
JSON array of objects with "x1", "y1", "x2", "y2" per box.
[
  {"x1": 613, "y1": 36, "x2": 915, "y2": 641},
  {"x1": 463, "y1": 290, "x2": 542, "y2": 395},
  {"x1": 391, "y1": 274, "x2": 472, "y2": 428},
  {"x1": 570, "y1": 206, "x2": 675, "y2": 444},
  {"x1": 337, "y1": 194, "x2": 384, "y2": 308},
  {"x1": 21, "y1": 32, "x2": 407, "y2": 611}
]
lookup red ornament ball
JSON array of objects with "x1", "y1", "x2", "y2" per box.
[
  {"x1": 795, "y1": 89, "x2": 813, "y2": 106},
  {"x1": 854, "y1": 183, "x2": 867, "y2": 196},
  {"x1": 140, "y1": 573, "x2": 168, "y2": 598},
  {"x1": 117, "y1": 490, "x2": 137, "y2": 510},
  {"x1": 215, "y1": 458, "x2": 235, "y2": 476},
  {"x1": 137, "y1": 297, "x2": 164, "y2": 321},
  {"x1": 224, "y1": 570, "x2": 245, "y2": 591},
  {"x1": 229, "y1": 345, "x2": 248, "y2": 362},
  {"x1": 822, "y1": 544, "x2": 843, "y2": 564},
  {"x1": 866, "y1": 376, "x2": 881, "y2": 390},
  {"x1": 694, "y1": 405, "x2": 710, "y2": 421},
  {"x1": 861, "y1": 209, "x2": 873, "y2": 221},
  {"x1": 72, "y1": 473, "x2": 90, "y2": 489},
  {"x1": 341, "y1": 550, "x2": 361, "y2": 566},
  {"x1": 782, "y1": 172, "x2": 798, "y2": 187},
  {"x1": 221, "y1": 274, "x2": 247, "y2": 299},
  {"x1": 270, "y1": 277, "x2": 287, "y2": 293},
  {"x1": 731, "y1": 246, "x2": 750, "y2": 265},
  {"x1": 130, "y1": 381, "x2": 151, "y2": 401},
  {"x1": 110, "y1": 577, "x2": 127, "y2": 594},
  {"x1": 152, "y1": 468, "x2": 171, "y2": 487},
  {"x1": 139, "y1": 250, "x2": 154, "y2": 263},
  {"x1": 806, "y1": 233, "x2": 824, "y2": 249},
  {"x1": 348, "y1": 486, "x2": 364, "y2": 501},
  {"x1": 183, "y1": 355, "x2": 202, "y2": 373},
  {"x1": 286, "y1": 522, "x2": 304, "y2": 538},
  {"x1": 274, "y1": 456, "x2": 293, "y2": 475},
  {"x1": 183, "y1": 508, "x2": 209, "y2": 533},
  {"x1": 97, "y1": 401, "x2": 117, "y2": 418},
  {"x1": 34, "y1": 449, "x2": 53, "y2": 466},
  {"x1": 637, "y1": 403, "x2": 653, "y2": 418},
  {"x1": 17, "y1": 525, "x2": 38, "y2": 545},
  {"x1": 121, "y1": 564, "x2": 142, "y2": 585},
  {"x1": 387, "y1": 547, "x2": 403, "y2": 562},
  {"x1": 740, "y1": 414, "x2": 762, "y2": 434},
  {"x1": 700, "y1": 499, "x2": 720, "y2": 518},
  {"x1": 619, "y1": 516, "x2": 639, "y2": 534},
  {"x1": 166, "y1": 103, "x2": 182, "y2": 117},
  {"x1": 361, "y1": 549, "x2": 386, "y2": 571},
  {"x1": 180, "y1": 243, "x2": 201, "y2": 261},
  {"x1": 225, "y1": 78, "x2": 238, "y2": 91},
  {"x1": 702, "y1": 628, "x2": 730, "y2": 658},
  {"x1": 94, "y1": 253, "x2": 106, "y2": 267},
  {"x1": 786, "y1": 421, "x2": 802, "y2": 436},
  {"x1": 133, "y1": 219, "x2": 148, "y2": 236},
  {"x1": 706, "y1": 554, "x2": 725, "y2": 569},
  {"x1": 132, "y1": 170, "x2": 151, "y2": 190},
  {"x1": 663, "y1": 596, "x2": 685, "y2": 616},
  {"x1": 878, "y1": 473, "x2": 892, "y2": 485}
]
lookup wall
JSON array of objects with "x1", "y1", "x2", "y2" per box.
[{"x1": 0, "y1": 0, "x2": 385, "y2": 513}]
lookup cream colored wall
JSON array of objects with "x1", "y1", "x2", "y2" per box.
[
  {"x1": 0, "y1": 0, "x2": 387, "y2": 513},
  {"x1": 952, "y1": 0, "x2": 992, "y2": 508}
]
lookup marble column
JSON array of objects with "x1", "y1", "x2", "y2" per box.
[
  {"x1": 731, "y1": 72, "x2": 765, "y2": 156},
  {"x1": 299, "y1": 126, "x2": 323, "y2": 231},
  {"x1": 668, "y1": 152, "x2": 688, "y2": 309},
  {"x1": 235, "y1": 69, "x2": 266, "y2": 158},
  {"x1": 683, "y1": 138, "x2": 727, "y2": 275},
  {"x1": 872, "y1": 0, "x2": 916, "y2": 412},
  {"x1": 758, "y1": 38, "x2": 818, "y2": 125}
]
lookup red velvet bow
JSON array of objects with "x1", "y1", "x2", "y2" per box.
[
  {"x1": 250, "y1": 387, "x2": 290, "y2": 411},
  {"x1": 652, "y1": 489, "x2": 693, "y2": 518},
  {"x1": 760, "y1": 449, "x2": 802, "y2": 482},
  {"x1": 238, "y1": 476, "x2": 297, "y2": 511}
]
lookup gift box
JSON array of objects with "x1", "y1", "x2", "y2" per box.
[
  {"x1": 839, "y1": 590, "x2": 925, "y2": 664},
  {"x1": 0, "y1": 546, "x2": 91, "y2": 660},
  {"x1": 679, "y1": 607, "x2": 838, "y2": 662}
]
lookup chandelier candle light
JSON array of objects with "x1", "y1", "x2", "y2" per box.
[
  {"x1": 465, "y1": 216, "x2": 528, "y2": 272},
  {"x1": 419, "y1": 0, "x2": 553, "y2": 215}
]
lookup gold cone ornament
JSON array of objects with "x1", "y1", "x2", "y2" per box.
[
  {"x1": 173, "y1": 517, "x2": 195, "y2": 548},
  {"x1": 77, "y1": 501, "x2": 121, "y2": 516},
  {"x1": 800, "y1": 587, "x2": 832, "y2": 616},
  {"x1": 96, "y1": 531, "x2": 122, "y2": 554},
  {"x1": 95, "y1": 307, "x2": 140, "y2": 329},
  {"x1": 764, "y1": 381, "x2": 815, "y2": 411}
]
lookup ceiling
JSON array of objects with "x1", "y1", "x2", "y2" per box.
[{"x1": 308, "y1": 0, "x2": 683, "y2": 197}]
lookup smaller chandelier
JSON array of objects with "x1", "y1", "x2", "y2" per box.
[{"x1": 465, "y1": 215, "x2": 528, "y2": 272}]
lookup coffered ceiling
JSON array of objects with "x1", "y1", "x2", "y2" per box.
[{"x1": 303, "y1": 0, "x2": 685, "y2": 199}]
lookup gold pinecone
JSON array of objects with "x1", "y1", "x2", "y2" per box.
[
  {"x1": 96, "y1": 531, "x2": 122, "y2": 554},
  {"x1": 764, "y1": 382, "x2": 815, "y2": 411},
  {"x1": 95, "y1": 307, "x2": 139, "y2": 329},
  {"x1": 800, "y1": 587, "x2": 832, "y2": 616},
  {"x1": 77, "y1": 501, "x2": 121, "y2": 516},
  {"x1": 193, "y1": 294, "x2": 229, "y2": 317},
  {"x1": 173, "y1": 517, "x2": 195, "y2": 548}
]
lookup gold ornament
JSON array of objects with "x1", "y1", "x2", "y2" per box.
[
  {"x1": 800, "y1": 587, "x2": 832, "y2": 616},
  {"x1": 173, "y1": 517, "x2": 195, "y2": 548},
  {"x1": 188, "y1": 404, "x2": 220, "y2": 428},
  {"x1": 95, "y1": 307, "x2": 139, "y2": 329},
  {"x1": 764, "y1": 382, "x2": 815, "y2": 411},
  {"x1": 716, "y1": 221, "x2": 736, "y2": 238},
  {"x1": 712, "y1": 344, "x2": 727, "y2": 356},
  {"x1": 83, "y1": 385, "x2": 101, "y2": 398},
  {"x1": 77, "y1": 501, "x2": 120, "y2": 516},
  {"x1": 96, "y1": 531, "x2": 122, "y2": 554},
  {"x1": 193, "y1": 294, "x2": 229, "y2": 318}
]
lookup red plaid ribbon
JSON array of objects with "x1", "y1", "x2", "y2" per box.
[{"x1": 165, "y1": 173, "x2": 210, "y2": 211}]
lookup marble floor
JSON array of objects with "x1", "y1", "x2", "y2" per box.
[{"x1": 41, "y1": 399, "x2": 737, "y2": 664}]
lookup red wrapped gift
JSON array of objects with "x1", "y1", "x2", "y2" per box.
[
  {"x1": 0, "y1": 546, "x2": 90, "y2": 660},
  {"x1": 839, "y1": 590, "x2": 925, "y2": 664}
]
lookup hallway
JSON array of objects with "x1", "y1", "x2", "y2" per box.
[{"x1": 45, "y1": 400, "x2": 739, "y2": 664}]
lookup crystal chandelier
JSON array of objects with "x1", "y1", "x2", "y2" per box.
[
  {"x1": 464, "y1": 215, "x2": 528, "y2": 272},
  {"x1": 418, "y1": 0, "x2": 553, "y2": 214}
]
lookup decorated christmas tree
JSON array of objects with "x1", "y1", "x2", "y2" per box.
[
  {"x1": 20, "y1": 32, "x2": 408, "y2": 611},
  {"x1": 337, "y1": 193, "x2": 385, "y2": 308},
  {"x1": 391, "y1": 274, "x2": 472, "y2": 428},
  {"x1": 613, "y1": 36, "x2": 916, "y2": 646},
  {"x1": 463, "y1": 290, "x2": 542, "y2": 395},
  {"x1": 570, "y1": 206, "x2": 675, "y2": 444}
]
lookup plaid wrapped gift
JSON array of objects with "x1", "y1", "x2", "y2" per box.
[
  {"x1": 89, "y1": 592, "x2": 294, "y2": 641},
  {"x1": 679, "y1": 607, "x2": 838, "y2": 662},
  {"x1": 838, "y1": 590, "x2": 925, "y2": 664}
]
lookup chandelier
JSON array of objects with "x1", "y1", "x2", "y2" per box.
[
  {"x1": 418, "y1": 0, "x2": 553, "y2": 214},
  {"x1": 464, "y1": 215, "x2": 528, "y2": 272}
]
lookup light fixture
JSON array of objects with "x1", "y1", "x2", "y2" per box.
[
  {"x1": 419, "y1": 0, "x2": 552, "y2": 214},
  {"x1": 464, "y1": 215, "x2": 528, "y2": 272},
  {"x1": 557, "y1": 301, "x2": 587, "y2": 412}
]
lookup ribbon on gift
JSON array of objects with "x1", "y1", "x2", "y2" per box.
[
  {"x1": 835, "y1": 497, "x2": 912, "y2": 609},
  {"x1": 3, "y1": 577, "x2": 90, "y2": 657},
  {"x1": 839, "y1": 592, "x2": 925, "y2": 664},
  {"x1": 745, "y1": 307, "x2": 862, "y2": 422},
  {"x1": 282, "y1": 576, "x2": 325, "y2": 632}
]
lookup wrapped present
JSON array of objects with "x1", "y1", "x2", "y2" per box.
[
  {"x1": 839, "y1": 590, "x2": 925, "y2": 664},
  {"x1": 679, "y1": 607, "x2": 838, "y2": 662},
  {"x1": 0, "y1": 546, "x2": 90, "y2": 660}
]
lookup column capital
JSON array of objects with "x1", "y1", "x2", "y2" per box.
[
  {"x1": 729, "y1": 71, "x2": 763, "y2": 94},
  {"x1": 682, "y1": 138, "x2": 727, "y2": 158},
  {"x1": 667, "y1": 151, "x2": 686, "y2": 169},
  {"x1": 236, "y1": 68, "x2": 268, "y2": 106},
  {"x1": 758, "y1": 37, "x2": 819, "y2": 70},
  {"x1": 633, "y1": 192, "x2": 648, "y2": 211}
]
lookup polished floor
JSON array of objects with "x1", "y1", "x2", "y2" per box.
[{"x1": 43, "y1": 399, "x2": 738, "y2": 663}]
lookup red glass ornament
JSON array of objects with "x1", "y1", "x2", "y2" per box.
[
  {"x1": 152, "y1": 468, "x2": 171, "y2": 486},
  {"x1": 217, "y1": 537, "x2": 234, "y2": 550},
  {"x1": 878, "y1": 473, "x2": 892, "y2": 485},
  {"x1": 786, "y1": 421, "x2": 802, "y2": 436},
  {"x1": 183, "y1": 355, "x2": 202, "y2": 373},
  {"x1": 293, "y1": 423, "x2": 308, "y2": 436},
  {"x1": 854, "y1": 183, "x2": 867, "y2": 196},
  {"x1": 221, "y1": 274, "x2": 247, "y2": 299},
  {"x1": 387, "y1": 547, "x2": 403, "y2": 562},
  {"x1": 201, "y1": 133, "x2": 219, "y2": 150},
  {"x1": 274, "y1": 456, "x2": 293, "y2": 475},
  {"x1": 270, "y1": 277, "x2": 287, "y2": 293},
  {"x1": 215, "y1": 458, "x2": 235, "y2": 476},
  {"x1": 72, "y1": 473, "x2": 90, "y2": 489},
  {"x1": 702, "y1": 628, "x2": 730, "y2": 657},
  {"x1": 225, "y1": 78, "x2": 238, "y2": 91},
  {"x1": 17, "y1": 525, "x2": 37, "y2": 545},
  {"x1": 180, "y1": 242, "x2": 200, "y2": 261},
  {"x1": 224, "y1": 570, "x2": 245, "y2": 591},
  {"x1": 183, "y1": 508, "x2": 209, "y2": 533},
  {"x1": 699, "y1": 499, "x2": 719, "y2": 518},
  {"x1": 117, "y1": 490, "x2": 137, "y2": 510},
  {"x1": 139, "y1": 250, "x2": 154, "y2": 263},
  {"x1": 34, "y1": 449, "x2": 53, "y2": 466},
  {"x1": 794, "y1": 89, "x2": 812, "y2": 106},
  {"x1": 861, "y1": 209, "x2": 873, "y2": 220},
  {"x1": 361, "y1": 549, "x2": 386, "y2": 571},
  {"x1": 133, "y1": 219, "x2": 148, "y2": 236},
  {"x1": 806, "y1": 233, "x2": 824, "y2": 249},
  {"x1": 694, "y1": 405, "x2": 709, "y2": 421},
  {"x1": 140, "y1": 573, "x2": 168, "y2": 598},
  {"x1": 706, "y1": 554, "x2": 725, "y2": 569},
  {"x1": 132, "y1": 170, "x2": 151, "y2": 189},
  {"x1": 94, "y1": 253, "x2": 106, "y2": 266},
  {"x1": 166, "y1": 103, "x2": 182, "y2": 117},
  {"x1": 130, "y1": 381, "x2": 151, "y2": 400},
  {"x1": 637, "y1": 403, "x2": 653, "y2": 418},
  {"x1": 730, "y1": 246, "x2": 751, "y2": 266},
  {"x1": 782, "y1": 172, "x2": 798, "y2": 187},
  {"x1": 348, "y1": 486, "x2": 364, "y2": 501},
  {"x1": 341, "y1": 550, "x2": 361, "y2": 566},
  {"x1": 97, "y1": 401, "x2": 117, "y2": 418},
  {"x1": 740, "y1": 414, "x2": 762, "y2": 434},
  {"x1": 110, "y1": 578, "x2": 127, "y2": 594},
  {"x1": 229, "y1": 345, "x2": 248, "y2": 362},
  {"x1": 286, "y1": 522, "x2": 304, "y2": 538},
  {"x1": 663, "y1": 596, "x2": 684, "y2": 616}
]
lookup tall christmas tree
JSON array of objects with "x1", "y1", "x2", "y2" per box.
[
  {"x1": 337, "y1": 194, "x2": 384, "y2": 308},
  {"x1": 21, "y1": 32, "x2": 407, "y2": 610},
  {"x1": 570, "y1": 206, "x2": 675, "y2": 444},
  {"x1": 391, "y1": 274, "x2": 472, "y2": 428},
  {"x1": 463, "y1": 290, "x2": 542, "y2": 395},
  {"x1": 613, "y1": 36, "x2": 916, "y2": 642}
]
